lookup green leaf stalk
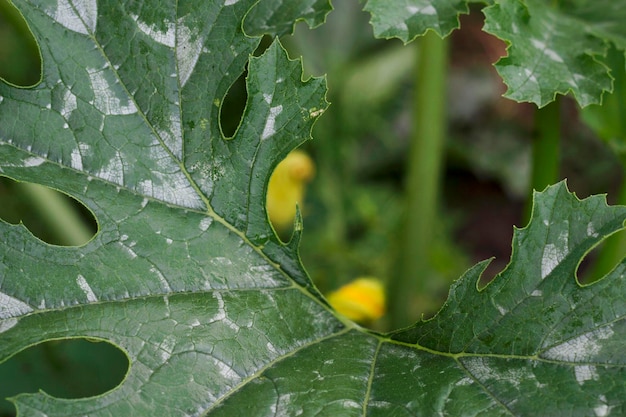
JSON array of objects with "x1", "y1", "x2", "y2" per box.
[{"x1": 391, "y1": 31, "x2": 448, "y2": 329}]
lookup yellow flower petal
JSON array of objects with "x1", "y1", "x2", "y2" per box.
[
  {"x1": 266, "y1": 150, "x2": 314, "y2": 231},
  {"x1": 327, "y1": 277, "x2": 386, "y2": 323}
]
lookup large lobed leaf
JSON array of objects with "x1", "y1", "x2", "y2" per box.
[
  {"x1": 364, "y1": 0, "x2": 626, "y2": 107},
  {"x1": 1, "y1": 1, "x2": 626, "y2": 416}
]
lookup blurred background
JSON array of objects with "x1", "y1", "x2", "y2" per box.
[
  {"x1": 278, "y1": 0, "x2": 625, "y2": 329},
  {"x1": 1, "y1": 0, "x2": 625, "y2": 414}
]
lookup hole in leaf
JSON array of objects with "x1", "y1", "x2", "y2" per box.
[
  {"x1": 0, "y1": 338, "x2": 129, "y2": 417},
  {"x1": 253, "y1": 35, "x2": 274, "y2": 57},
  {"x1": 219, "y1": 69, "x2": 248, "y2": 138},
  {"x1": 218, "y1": 36, "x2": 273, "y2": 138},
  {"x1": 0, "y1": 176, "x2": 98, "y2": 246},
  {"x1": 0, "y1": 0, "x2": 42, "y2": 87},
  {"x1": 577, "y1": 228, "x2": 626, "y2": 285},
  {"x1": 266, "y1": 149, "x2": 316, "y2": 243}
]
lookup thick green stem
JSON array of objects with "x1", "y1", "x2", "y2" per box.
[
  {"x1": 390, "y1": 31, "x2": 448, "y2": 329},
  {"x1": 524, "y1": 98, "x2": 561, "y2": 222}
]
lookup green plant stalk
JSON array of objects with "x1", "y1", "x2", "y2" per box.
[
  {"x1": 390, "y1": 31, "x2": 448, "y2": 329},
  {"x1": 524, "y1": 98, "x2": 561, "y2": 222},
  {"x1": 18, "y1": 182, "x2": 94, "y2": 246}
]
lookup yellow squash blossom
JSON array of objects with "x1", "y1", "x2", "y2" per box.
[
  {"x1": 266, "y1": 150, "x2": 315, "y2": 232},
  {"x1": 327, "y1": 277, "x2": 386, "y2": 323}
]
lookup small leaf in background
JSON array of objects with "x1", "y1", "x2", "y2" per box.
[
  {"x1": 482, "y1": 0, "x2": 614, "y2": 107},
  {"x1": 327, "y1": 277, "x2": 386, "y2": 323},
  {"x1": 364, "y1": 0, "x2": 626, "y2": 108},
  {"x1": 364, "y1": 0, "x2": 468, "y2": 40}
]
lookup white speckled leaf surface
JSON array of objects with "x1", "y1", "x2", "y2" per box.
[{"x1": 2, "y1": 0, "x2": 626, "y2": 416}]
